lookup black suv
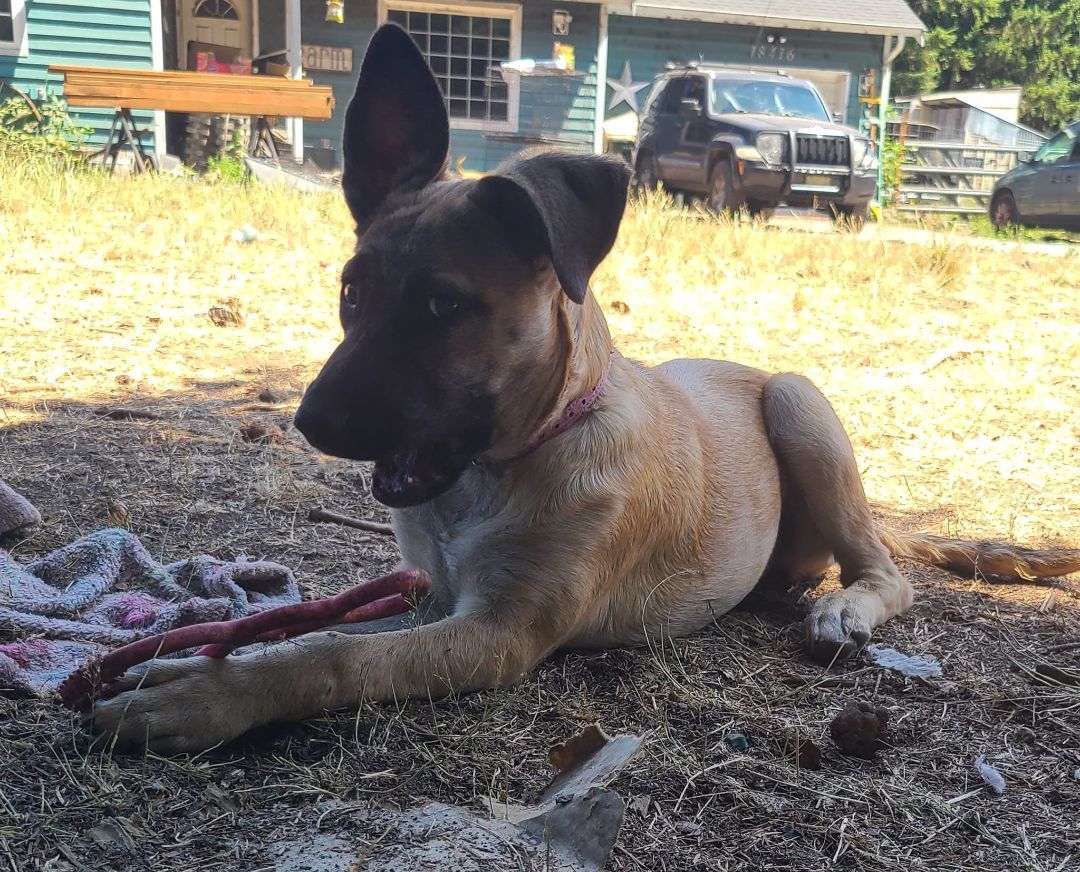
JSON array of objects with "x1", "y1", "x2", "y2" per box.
[{"x1": 633, "y1": 65, "x2": 878, "y2": 222}]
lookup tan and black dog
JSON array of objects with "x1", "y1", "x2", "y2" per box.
[{"x1": 92, "y1": 25, "x2": 1079, "y2": 752}]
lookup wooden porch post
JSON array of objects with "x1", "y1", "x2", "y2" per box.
[
  {"x1": 877, "y1": 34, "x2": 906, "y2": 202},
  {"x1": 286, "y1": 0, "x2": 304, "y2": 163},
  {"x1": 149, "y1": 0, "x2": 166, "y2": 156},
  {"x1": 593, "y1": 3, "x2": 609, "y2": 155}
]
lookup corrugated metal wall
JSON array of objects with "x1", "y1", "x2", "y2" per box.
[
  {"x1": 0, "y1": 0, "x2": 157, "y2": 150},
  {"x1": 277, "y1": 0, "x2": 599, "y2": 172}
]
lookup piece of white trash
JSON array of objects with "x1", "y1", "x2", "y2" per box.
[
  {"x1": 974, "y1": 755, "x2": 1006, "y2": 795},
  {"x1": 868, "y1": 644, "x2": 943, "y2": 678}
]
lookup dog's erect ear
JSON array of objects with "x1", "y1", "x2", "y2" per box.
[
  {"x1": 342, "y1": 23, "x2": 449, "y2": 230},
  {"x1": 469, "y1": 152, "x2": 631, "y2": 304}
]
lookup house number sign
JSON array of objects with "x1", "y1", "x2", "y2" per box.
[{"x1": 750, "y1": 43, "x2": 796, "y2": 62}]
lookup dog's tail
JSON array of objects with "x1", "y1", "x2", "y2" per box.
[{"x1": 877, "y1": 526, "x2": 1080, "y2": 581}]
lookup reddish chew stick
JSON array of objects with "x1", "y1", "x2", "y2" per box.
[
  {"x1": 57, "y1": 569, "x2": 430, "y2": 712},
  {"x1": 192, "y1": 593, "x2": 410, "y2": 657}
]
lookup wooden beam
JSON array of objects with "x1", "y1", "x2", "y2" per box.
[
  {"x1": 51, "y1": 66, "x2": 334, "y2": 120},
  {"x1": 51, "y1": 65, "x2": 316, "y2": 88}
]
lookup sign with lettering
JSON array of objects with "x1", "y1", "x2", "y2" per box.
[
  {"x1": 750, "y1": 43, "x2": 796, "y2": 62},
  {"x1": 302, "y1": 44, "x2": 353, "y2": 73}
]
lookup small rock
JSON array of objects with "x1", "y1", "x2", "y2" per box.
[
  {"x1": 239, "y1": 420, "x2": 285, "y2": 445},
  {"x1": 830, "y1": 702, "x2": 889, "y2": 759},
  {"x1": 725, "y1": 731, "x2": 749, "y2": 752},
  {"x1": 608, "y1": 300, "x2": 630, "y2": 314},
  {"x1": 258, "y1": 387, "x2": 286, "y2": 404},
  {"x1": 1014, "y1": 726, "x2": 1036, "y2": 744},
  {"x1": 231, "y1": 224, "x2": 258, "y2": 244},
  {"x1": 1073, "y1": 767, "x2": 1080, "y2": 782}
]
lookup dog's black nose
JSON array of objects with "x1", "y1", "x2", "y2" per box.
[
  {"x1": 293, "y1": 399, "x2": 329, "y2": 451},
  {"x1": 294, "y1": 392, "x2": 387, "y2": 461}
]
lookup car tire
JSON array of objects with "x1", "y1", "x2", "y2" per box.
[
  {"x1": 746, "y1": 200, "x2": 776, "y2": 222},
  {"x1": 634, "y1": 152, "x2": 660, "y2": 191},
  {"x1": 707, "y1": 160, "x2": 741, "y2": 214},
  {"x1": 990, "y1": 192, "x2": 1019, "y2": 231},
  {"x1": 831, "y1": 202, "x2": 869, "y2": 231}
]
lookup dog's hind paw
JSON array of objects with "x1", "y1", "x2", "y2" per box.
[{"x1": 803, "y1": 592, "x2": 874, "y2": 664}]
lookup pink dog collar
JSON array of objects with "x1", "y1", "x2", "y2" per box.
[{"x1": 512, "y1": 350, "x2": 614, "y2": 461}]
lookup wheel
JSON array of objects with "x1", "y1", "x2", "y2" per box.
[
  {"x1": 831, "y1": 202, "x2": 869, "y2": 231},
  {"x1": 634, "y1": 152, "x2": 659, "y2": 191},
  {"x1": 990, "y1": 192, "x2": 1019, "y2": 231},
  {"x1": 707, "y1": 160, "x2": 741, "y2": 214},
  {"x1": 747, "y1": 199, "x2": 776, "y2": 222}
]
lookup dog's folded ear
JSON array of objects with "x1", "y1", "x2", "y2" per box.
[
  {"x1": 469, "y1": 152, "x2": 631, "y2": 304},
  {"x1": 341, "y1": 23, "x2": 450, "y2": 231}
]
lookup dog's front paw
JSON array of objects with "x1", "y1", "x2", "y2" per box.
[
  {"x1": 804, "y1": 592, "x2": 874, "y2": 664},
  {"x1": 87, "y1": 655, "x2": 264, "y2": 753}
]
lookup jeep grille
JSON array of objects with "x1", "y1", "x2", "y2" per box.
[{"x1": 795, "y1": 134, "x2": 849, "y2": 167}]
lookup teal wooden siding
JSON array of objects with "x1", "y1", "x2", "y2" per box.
[
  {"x1": 0, "y1": 0, "x2": 157, "y2": 150},
  {"x1": 272, "y1": 0, "x2": 599, "y2": 172},
  {"x1": 607, "y1": 15, "x2": 880, "y2": 129}
]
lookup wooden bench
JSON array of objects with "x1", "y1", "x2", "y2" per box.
[{"x1": 49, "y1": 65, "x2": 335, "y2": 172}]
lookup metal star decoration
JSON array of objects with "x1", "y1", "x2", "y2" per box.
[{"x1": 606, "y1": 60, "x2": 649, "y2": 113}]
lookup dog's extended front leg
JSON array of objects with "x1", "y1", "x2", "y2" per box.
[{"x1": 89, "y1": 611, "x2": 560, "y2": 753}]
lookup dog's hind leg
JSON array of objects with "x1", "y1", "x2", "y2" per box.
[{"x1": 762, "y1": 373, "x2": 913, "y2": 662}]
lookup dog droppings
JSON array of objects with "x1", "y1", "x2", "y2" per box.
[
  {"x1": 830, "y1": 702, "x2": 890, "y2": 759},
  {"x1": 868, "y1": 644, "x2": 943, "y2": 678},
  {"x1": 974, "y1": 755, "x2": 1006, "y2": 795},
  {"x1": 239, "y1": 420, "x2": 285, "y2": 445},
  {"x1": 781, "y1": 732, "x2": 823, "y2": 770}
]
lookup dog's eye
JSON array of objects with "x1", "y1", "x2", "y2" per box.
[
  {"x1": 427, "y1": 293, "x2": 460, "y2": 320},
  {"x1": 342, "y1": 283, "x2": 359, "y2": 309}
]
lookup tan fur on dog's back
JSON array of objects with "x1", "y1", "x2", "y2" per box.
[{"x1": 877, "y1": 526, "x2": 1080, "y2": 581}]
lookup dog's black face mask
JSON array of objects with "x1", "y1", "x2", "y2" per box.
[
  {"x1": 294, "y1": 198, "x2": 505, "y2": 507},
  {"x1": 293, "y1": 23, "x2": 630, "y2": 508}
]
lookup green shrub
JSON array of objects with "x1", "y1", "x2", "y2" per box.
[
  {"x1": 206, "y1": 129, "x2": 249, "y2": 184},
  {"x1": 0, "y1": 92, "x2": 91, "y2": 162}
]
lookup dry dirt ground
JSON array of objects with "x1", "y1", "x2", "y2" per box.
[{"x1": 1, "y1": 167, "x2": 1078, "y2": 871}]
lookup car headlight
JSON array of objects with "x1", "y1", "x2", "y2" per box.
[
  {"x1": 852, "y1": 138, "x2": 878, "y2": 170},
  {"x1": 755, "y1": 132, "x2": 787, "y2": 165}
]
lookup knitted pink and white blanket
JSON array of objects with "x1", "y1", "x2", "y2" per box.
[{"x1": 0, "y1": 528, "x2": 299, "y2": 697}]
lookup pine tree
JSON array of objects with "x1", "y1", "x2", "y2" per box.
[{"x1": 895, "y1": 1, "x2": 1079, "y2": 130}]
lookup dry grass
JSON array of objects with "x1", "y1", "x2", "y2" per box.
[{"x1": 1, "y1": 162, "x2": 1078, "y2": 871}]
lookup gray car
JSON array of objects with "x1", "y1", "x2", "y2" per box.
[{"x1": 990, "y1": 121, "x2": 1080, "y2": 231}]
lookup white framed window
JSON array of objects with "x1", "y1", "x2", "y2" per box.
[
  {"x1": 377, "y1": 0, "x2": 521, "y2": 133},
  {"x1": 0, "y1": 0, "x2": 28, "y2": 58}
]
